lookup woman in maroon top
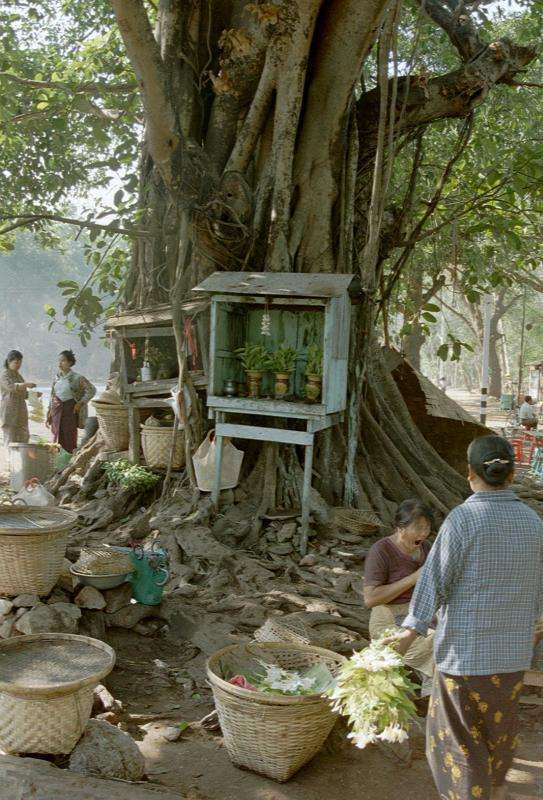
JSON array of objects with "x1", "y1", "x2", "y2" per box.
[{"x1": 364, "y1": 498, "x2": 435, "y2": 690}]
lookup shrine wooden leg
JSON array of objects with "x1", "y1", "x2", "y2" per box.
[
  {"x1": 128, "y1": 405, "x2": 140, "y2": 464},
  {"x1": 212, "y1": 433, "x2": 224, "y2": 508},
  {"x1": 300, "y1": 440, "x2": 314, "y2": 556}
]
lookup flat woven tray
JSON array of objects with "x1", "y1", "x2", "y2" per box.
[
  {"x1": 0, "y1": 506, "x2": 76, "y2": 536},
  {"x1": 72, "y1": 546, "x2": 133, "y2": 576},
  {"x1": 0, "y1": 634, "x2": 115, "y2": 698}
]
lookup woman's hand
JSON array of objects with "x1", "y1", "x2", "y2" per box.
[
  {"x1": 24, "y1": 382, "x2": 37, "y2": 389},
  {"x1": 381, "y1": 627, "x2": 418, "y2": 655},
  {"x1": 73, "y1": 403, "x2": 81, "y2": 414},
  {"x1": 45, "y1": 415, "x2": 52, "y2": 429}
]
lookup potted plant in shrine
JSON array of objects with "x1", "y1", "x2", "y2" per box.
[
  {"x1": 235, "y1": 343, "x2": 272, "y2": 398},
  {"x1": 270, "y1": 346, "x2": 298, "y2": 399},
  {"x1": 305, "y1": 345, "x2": 323, "y2": 402}
]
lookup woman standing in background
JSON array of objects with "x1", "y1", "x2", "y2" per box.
[
  {"x1": 47, "y1": 350, "x2": 96, "y2": 453},
  {"x1": 0, "y1": 350, "x2": 36, "y2": 445}
]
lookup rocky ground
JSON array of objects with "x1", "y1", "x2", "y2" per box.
[{"x1": 1, "y1": 389, "x2": 543, "y2": 798}]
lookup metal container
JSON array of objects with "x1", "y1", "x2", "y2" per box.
[
  {"x1": 223, "y1": 379, "x2": 237, "y2": 397},
  {"x1": 70, "y1": 568, "x2": 132, "y2": 591}
]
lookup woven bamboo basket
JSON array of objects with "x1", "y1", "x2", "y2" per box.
[
  {"x1": 332, "y1": 506, "x2": 382, "y2": 535},
  {"x1": 141, "y1": 426, "x2": 185, "y2": 470},
  {"x1": 0, "y1": 506, "x2": 76, "y2": 596},
  {"x1": 0, "y1": 633, "x2": 115, "y2": 754},
  {"x1": 207, "y1": 642, "x2": 345, "y2": 782},
  {"x1": 254, "y1": 617, "x2": 314, "y2": 646},
  {"x1": 93, "y1": 402, "x2": 129, "y2": 452}
]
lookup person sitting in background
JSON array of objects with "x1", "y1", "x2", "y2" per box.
[
  {"x1": 519, "y1": 395, "x2": 537, "y2": 430},
  {"x1": 47, "y1": 350, "x2": 96, "y2": 454},
  {"x1": 0, "y1": 350, "x2": 36, "y2": 445},
  {"x1": 363, "y1": 498, "x2": 435, "y2": 692}
]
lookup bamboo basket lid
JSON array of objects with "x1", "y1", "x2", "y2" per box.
[
  {"x1": 0, "y1": 634, "x2": 115, "y2": 698},
  {"x1": 0, "y1": 506, "x2": 76, "y2": 536}
]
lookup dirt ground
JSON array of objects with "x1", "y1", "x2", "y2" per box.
[{"x1": 103, "y1": 628, "x2": 543, "y2": 800}]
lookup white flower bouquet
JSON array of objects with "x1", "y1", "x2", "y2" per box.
[{"x1": 327, "y1": 640, "x2": 418, "y2": 748}]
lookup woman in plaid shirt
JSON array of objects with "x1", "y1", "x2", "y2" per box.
[{"x1": 390, "y1": 435, "x2": 543, "y2": 800}]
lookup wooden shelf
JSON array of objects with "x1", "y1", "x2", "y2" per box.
[{"x1": 208, "y1": 395, "x2": 326, "y2": 419}]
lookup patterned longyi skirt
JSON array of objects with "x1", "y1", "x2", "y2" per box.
[{"x1": 427, "y1": 670, "x2": 524, "y2": 800}]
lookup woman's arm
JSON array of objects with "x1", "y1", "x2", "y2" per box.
[
  {"x1": 77, "y1": 376, "x2": 96, "y2": 405},
  {"x1": 0, "y1": 372, "x2": 34, "y2": 395},
  {"x1": 364, "y1": 568, "x2": 422, "y2": 608}
]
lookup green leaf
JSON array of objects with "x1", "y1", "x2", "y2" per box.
[{"x1": 437, "y1": 344, "x2": 448, "y2": 361}]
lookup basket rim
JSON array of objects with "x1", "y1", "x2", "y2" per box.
[
  {"x1": 0, "y1": 506, "x2": 77, "y2": 536},
  {"x1": 206, "y1": 642, "x2": 345, "y2": 706},
  {"x1": 0, "y1": 633, "x2": 116, "y2": 698}
]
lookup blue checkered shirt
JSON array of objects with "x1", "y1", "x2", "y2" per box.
[{"x1": 402, "y1": 489, "x2": 543, "y2": 675}]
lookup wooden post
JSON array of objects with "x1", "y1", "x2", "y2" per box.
[
  {"x1": 300, "y1": 439, "x2": 314, "y2": 556},
  {"x1": 128, "y1": 404, "x2": 141, "y2": 464},
  {"x1": 212, "y1": 432, "x2": 224, "y2": 508}
]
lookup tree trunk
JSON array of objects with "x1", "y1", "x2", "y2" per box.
[{"x1": 107, "y1": 0, "x2": 536, "y2": 520}]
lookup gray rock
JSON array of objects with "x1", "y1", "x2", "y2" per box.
[
  {"x1": 57, "y1": 558, "x2": 78, "y2": 592},
  {"x1": 174, "y1": 582, "x2": 198, "y2": 598},
  {"x1": 54, "y1": 602, "x2": 82, "y2": 632},
  {"x1": 0, "y1": 599, "x2": 13, "y2": 616},
  {"x1": 80, "y1": 609, "x2": 106, "y2": 640},
  {"x1": 14, "y1": 604, "x2": 79, "y2": 635},
  {"x1": 268, "y1": 542, "x2": 294, "y2": 555},
  {"x1": 107, "y1": 602, "x2": 156, "y2": 629},
  {"x1": 75, "y1": 586, "x2": 106, "y2": 610},
  {"x1": 0, "y1": 618, "x2": 15, "y2": 639},
  {"x1": 46, "y1": 588, "x2": 72, "y2": 605},
  {"x1": 69, "y1": 719, "x2": 145, "y2": 781},
  {"x1": 277, "y1": 522, "x2": 297, "y2": 542},
  {"x1": 299, "y1": 554, "x2": 317, "y2": 567},
  {"x1": 103, "y1": 583, "x2": 133, "y2": 614},
  {"x1": 13, "y1": 594, "x2": 40, "y2": 608},
  {"x1": 160, "y1": 725, "x2": 182, "y2": 742}
]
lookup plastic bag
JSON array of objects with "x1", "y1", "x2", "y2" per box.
[
  {"x1": 55, "y1": 448, "x2": 72, "y2": 471},
  {"x1": 13, "y1": 479, "x2": 56, "y2": 507},
  {"x1": 192, "y1": 430, "x2": 244, "y2": 492}
]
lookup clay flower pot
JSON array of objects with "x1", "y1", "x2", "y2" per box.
[
  {"x1": 305, "y1": 373, "x2": 322, "y2": 402},
  {"x1": 246, "y1": 370, "x2": 264, "y2": 398},
  {"x1": 274, "y1": 372, "x2": 291, "y2": 399}
]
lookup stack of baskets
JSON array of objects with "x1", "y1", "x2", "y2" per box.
[
  {"x1": 0, "y1": 633, "x2": 115, "y2": 754},
  {"x1": 93, "y1": 392, "x2": 129, "y2": 452},
  {"x1": 207, "y1": 642, "x2": 345, "y2": 782},
  {"x1": 141, "y1": 425, "x2": 185, "y2": 470},
  {"x1": 0, "y1": 506, "x2": 76, "y2": 596}
]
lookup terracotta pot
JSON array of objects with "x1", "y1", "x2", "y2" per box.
[
  {"x1": 246, "y1": 370, "x2": 263, "y2": 398},
  {"x1": 274, "y1": 372, "x2": 291, "y2": 399},
  {"x1": 305, "y1": 373, "x2": 322, "y2": 402}
]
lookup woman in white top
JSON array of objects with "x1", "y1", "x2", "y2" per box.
[
  {"x1": 519, "y1": 395, "x2": 537, "y2": 431},
  {"x1": 46, "y1": 350, "x2": 96, "y2": 453}
]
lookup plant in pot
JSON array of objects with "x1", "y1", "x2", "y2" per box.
[
  {"x1": 270, "y1": 346, "x2": 298, "y2": 399},
  {"x1": 235, "y1": 343, "x2": 272, "y2": 398},
  {"x1": 305, "y1": 345, "x2": 323, "y2": 402}
]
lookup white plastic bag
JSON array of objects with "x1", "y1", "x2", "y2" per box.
[
  {"x1": 13, "y1": 480, "x2": 56, "y2": 507},
  {"x1": 192, "y1": 430, "x2": 244, "y2": 492}
]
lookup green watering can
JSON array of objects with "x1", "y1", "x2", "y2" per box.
[
  {"x1": 129, "y1": 541, "x2": 170, "y2": 606},
  {"x1": 112, "y1": 542, "x2": 169, "y2": 606}
]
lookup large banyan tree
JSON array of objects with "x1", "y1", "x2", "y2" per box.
[
  {"x1": 112, "y1": 0, "x2": 538, "y2": 520},
  {"x1": 2, "y1": 0, "x2": 539, "y2": 521}
]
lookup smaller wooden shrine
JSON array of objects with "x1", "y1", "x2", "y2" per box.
[
  {"x1": 104, "y1": 304, "x2": 207, "y2": 464},
  {"x1": 192, "y1": 272, "x2": 357, "y2": 553}
]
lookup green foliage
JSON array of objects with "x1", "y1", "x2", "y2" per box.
[
  {"x1": 103, "y1": 459, "x2": 160, "y2": 493},
  {"x1": 305, "y1": 345, "x2": 323, "y2": 377},
  {"x1": 270, "y1": 346, "x2": 298, "y2": 374},
  {"x1": 235, "y1": 343, "x2": 272, "y2": 372},
  {"x1": 437, "y1": 335, "x2": 474, "y2": 363}
]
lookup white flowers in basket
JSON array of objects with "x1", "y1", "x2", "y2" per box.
[{"x1": 327, "y1": 639, "x2": 418, "y2": 749}]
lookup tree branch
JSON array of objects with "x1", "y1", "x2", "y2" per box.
[
  {"x1": 0, "y1": 71, "x2": 137, "y2": 96},
  {"x1": 0, "y1": 213, "x2": 150, "y2": 238},
  {"x1": 110, "y1": 0, "x2": 180, "y2": 187}
]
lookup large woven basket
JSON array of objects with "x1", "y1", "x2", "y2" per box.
[
  {"x1": 254, "y1": 617, "x2": 314, "y2": 646},
  {"x1": 207, "y1": 642, "x2": 345, "y2": 782},
  {"x1": 141, "y1": 426, "x2": 185, "y2": 470},
  {"x1": 0, "y1": 633, "x2": 115, "y2": 754},
  {"x1": 93, "y1": 402, "x2": 129, "y2": 452},
  {"x1": 332, "y1": 506, "x2": 382, "y2": 534},
  {"x1": 0, "y1": 506, "x2": 76, "y2": 596}
]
